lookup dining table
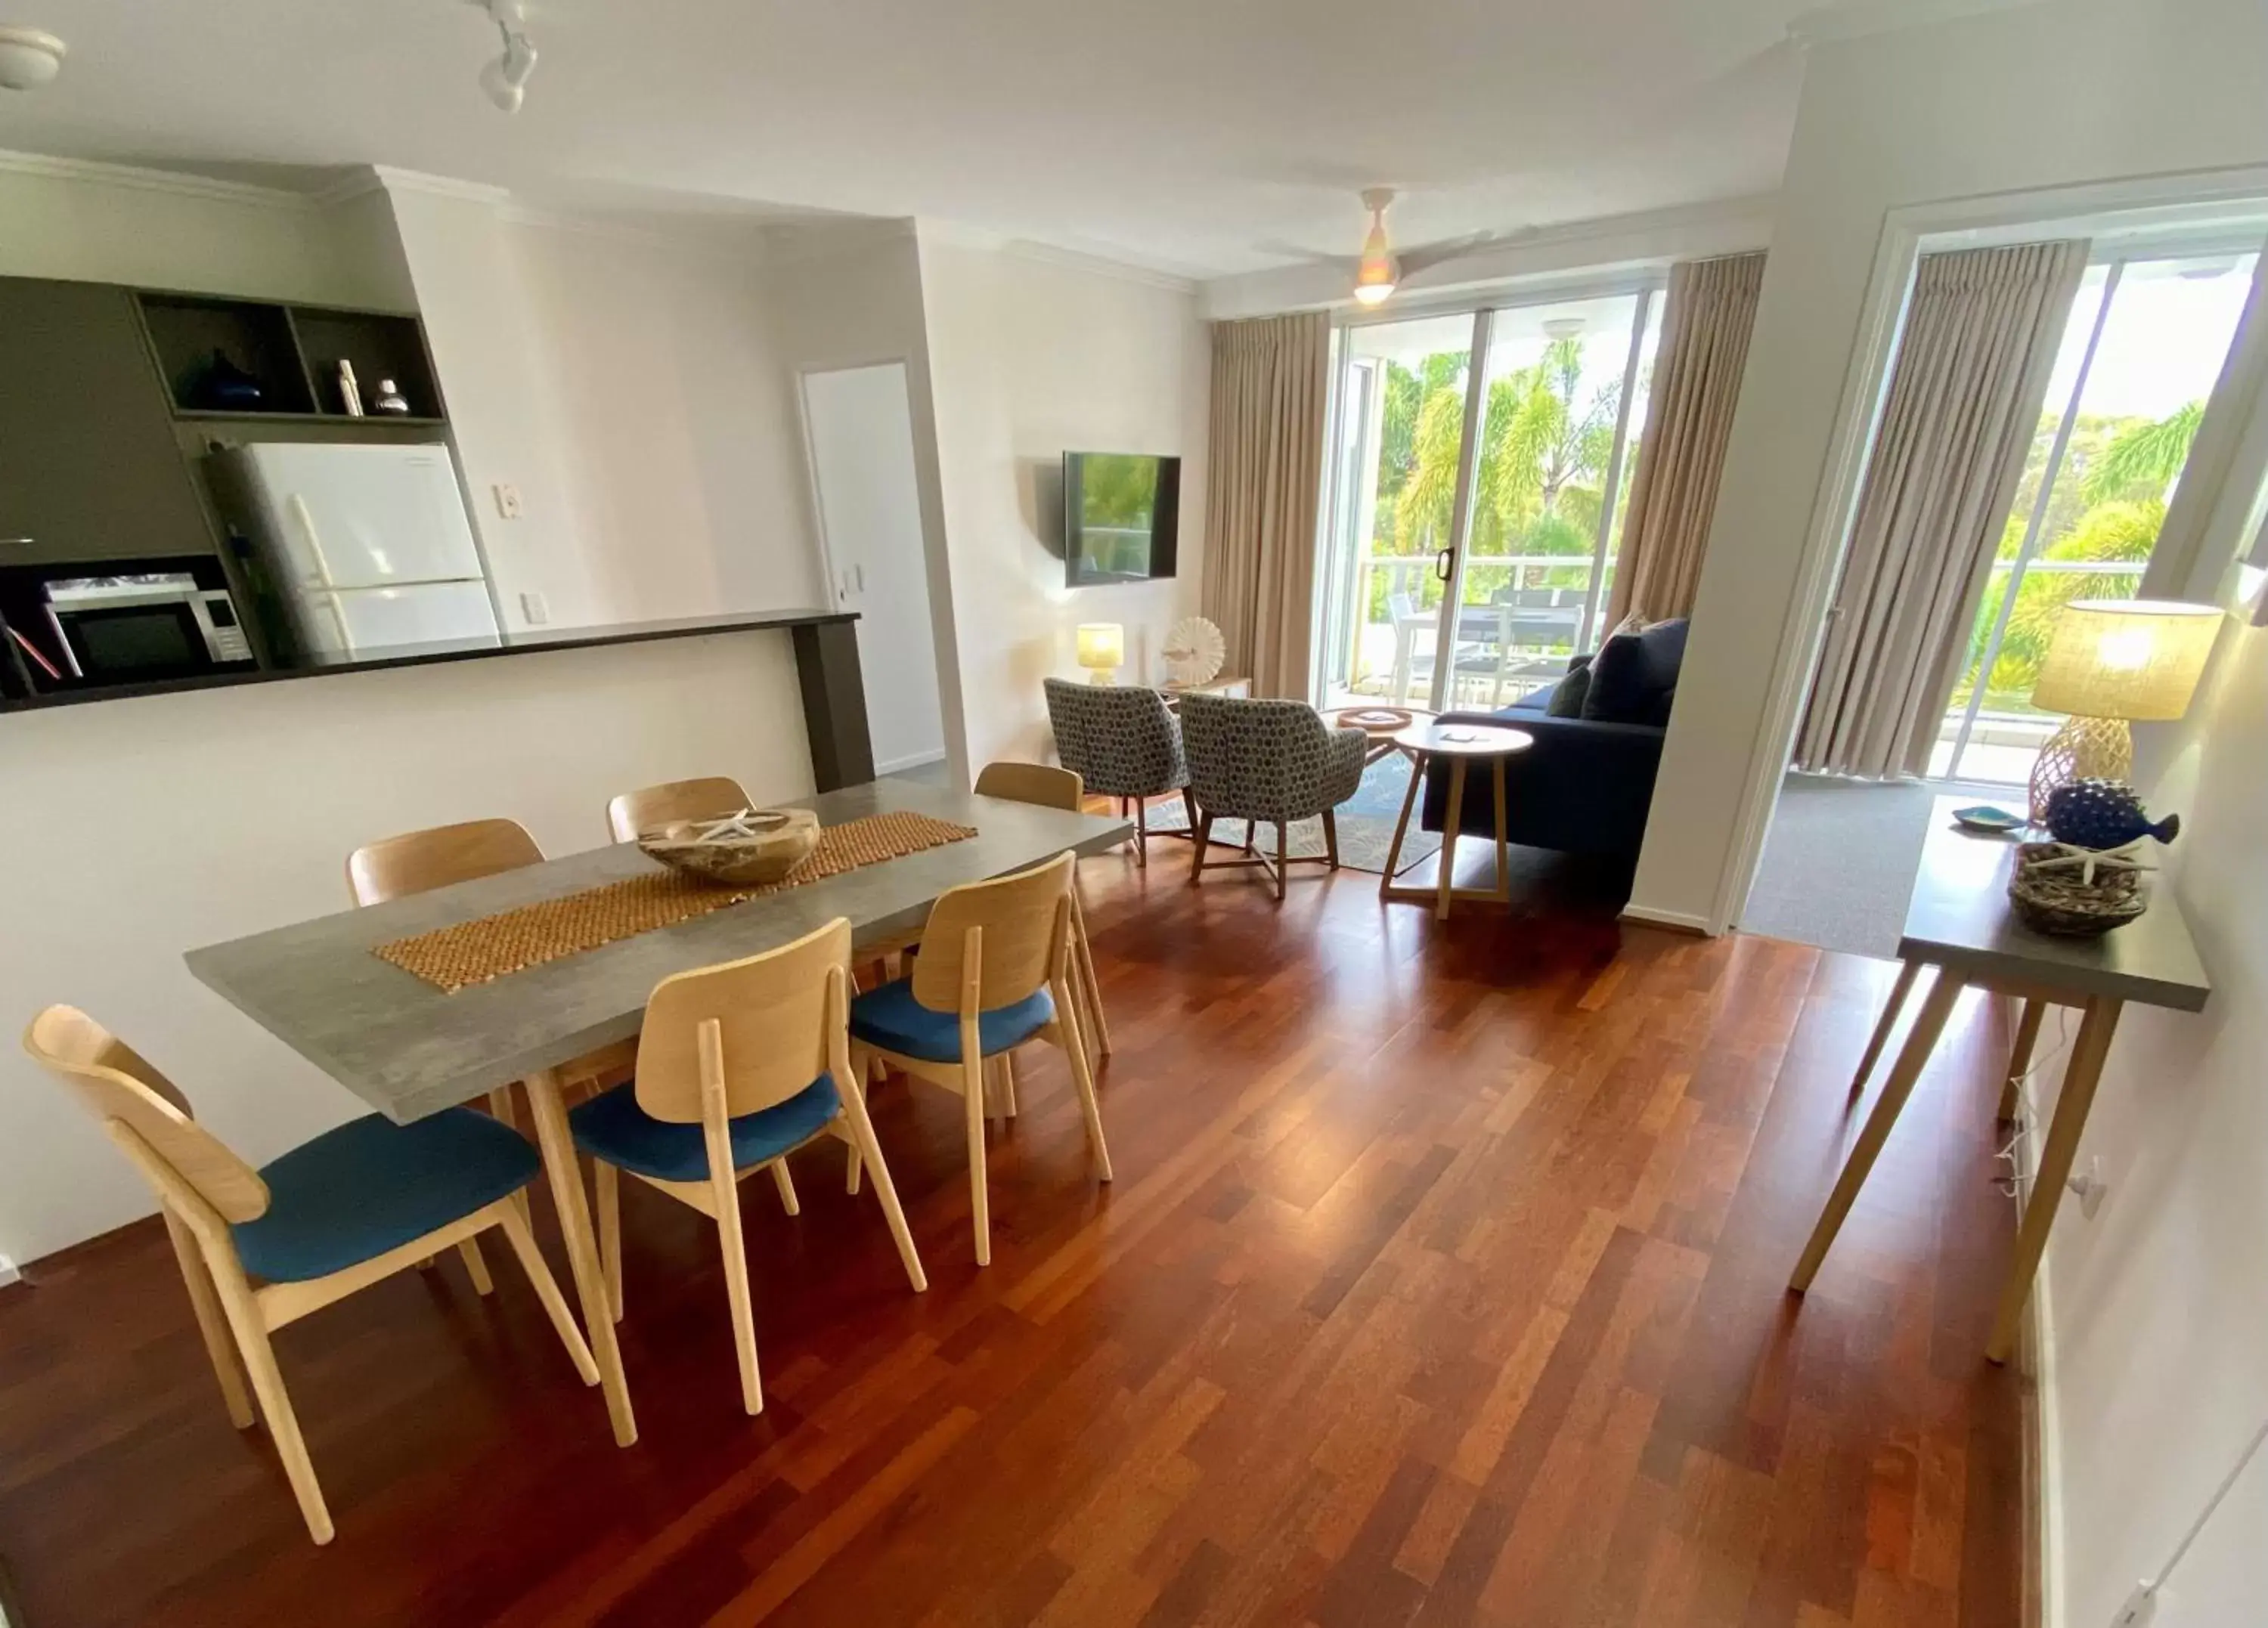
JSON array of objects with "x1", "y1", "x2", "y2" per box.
[{"x1": 184, "y1": 777, "x2": 1134, "y2": 1447}]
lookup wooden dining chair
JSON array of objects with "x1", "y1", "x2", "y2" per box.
[
  {"x1": 606, "y1": 775, "x2": 755, "y2": 843},
  {"x1": 846, "y1": 851, "x2": 1111, "y2": 1267},
  {"x1": 972, "y1": 760, "x2": 1112, "y2": 1076},
  {"x1": 569, "y1": 918, "x2": 926, "y2": 1413},
  {"x1": 23, "y1": 1005, "x2": 599, "y2": 1545},
  {"x1": 347, "y1": 817, "x2": 642, "y2": 1125}
]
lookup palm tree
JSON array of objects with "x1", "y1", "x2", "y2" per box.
[{"x1": 2081, "y1": 400, "x2": 2203, "y2": 505}]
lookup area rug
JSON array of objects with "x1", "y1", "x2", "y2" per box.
[
  {"x1": 1740, "y1": 773, "x2": 1941, "y2": 960},
  {"x1": 1144, "y1": 752, "x2": 1440, "y2": 877}
]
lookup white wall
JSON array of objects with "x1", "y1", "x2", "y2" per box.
[
  {"x1": 0, "y1": 634, "x2": 813, "y2": 1264},
  {"x1": 380, "y1": 178, "x2": 609, "y2": 633},
  {"x1": 2037, "y1": 616, "x2": 2268, "y2": 1626},
  {"x1": 764, "y1": 221, "x2": 973, "y2": 784},
  {"x1": 0, "y1": 151, "x2": 398, "y2": 307},
  {"x1": 1631, "y1": 0, "x2": 2268, "y2": 933},
  {"x1": 503, "y1": 212, "x2": 826, "y2": 620},
  {"x1": 916, "y1": 234, "x2": 1210, "y2": 768}
]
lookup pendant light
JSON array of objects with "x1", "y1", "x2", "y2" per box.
[{"x1": 1353, "y1": 188, "x2": 1399, "y2": 308}]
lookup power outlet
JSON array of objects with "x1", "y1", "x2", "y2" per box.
[
  {"x1": 492, "y1": 482, "x2": 524, "y2": 519},
  {"x1": 519, "y1": 592, "x2": 550, "y2": 626}
]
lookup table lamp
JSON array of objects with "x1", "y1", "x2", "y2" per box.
[
  {"x1": 2026, "y1": 599, "x2": 2222, "y2": 822},
  {"x1": 1077, "y1": 623, "x2": 1125, "y2": 685}
]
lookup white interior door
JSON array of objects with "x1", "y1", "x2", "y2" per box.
[{"x1": 799, "y1": 363, "x2": 947, "y2": 774}]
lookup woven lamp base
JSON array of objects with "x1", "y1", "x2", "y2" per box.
[{"x1": 2028, "y1": 713, "x2": 2132, "y2": 825}]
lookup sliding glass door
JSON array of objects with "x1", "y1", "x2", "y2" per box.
[
  {"x1": 1315, "y1": 286, "x2": 1662, "y2": 713},
  {"x1": 1932, "y1": 246, "x2": 2260, "y2": 781}
]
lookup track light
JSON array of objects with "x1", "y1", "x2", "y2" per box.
[{"x1": 469, "y1": 0, "x2": 536, "y2": 113}]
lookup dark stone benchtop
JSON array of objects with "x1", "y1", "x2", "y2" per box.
[{"x1": 0, "y1": 609, "x2": 854, "y2": 715}]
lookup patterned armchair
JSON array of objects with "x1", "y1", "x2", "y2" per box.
[
  {"x1": 1178, "y1": 693, "x2": 1368, "y2": 899},
  {"x1": 1042, "y1": 678, "x2": 1191, "y2": 866}
]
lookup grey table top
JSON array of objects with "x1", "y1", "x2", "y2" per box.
[
  {"x1": 185, "y1": 779, "x2": 1134, "y2": 1123},
  {"x1": 1898, "y1": 795, "x2": 2208, "y2": 1012}
]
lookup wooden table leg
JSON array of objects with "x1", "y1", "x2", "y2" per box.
[
  {"x1": 522, "y1": 1066, "x2": 638, "y2": 1446},
  {"x1": 1792, "y1": 967, "x2": 1966, "y2": 1292},
  {"x1": 1986, "y1": 996, "x2": 2121, "y2": 1363},
  {"x1": 1489, "y1": 757, "x2": 1510, "y2": 905},
  {"x1": 1849, "y1": 958, "x2": 1921, "y2": 1098},
  {"x1": 1378, "y1": 747, "x2": 1425, "y2": 899},
  {"x1": 1436, "y1": 757, "x2": 1468, "y2": 921},
  {"x1": 1998, "y1": 997, "x2": 2046, "y2": 1122}
]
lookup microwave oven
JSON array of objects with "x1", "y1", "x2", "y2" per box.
[{"x1": 42, "y1": 573, "x2": 255, "y2": 684}]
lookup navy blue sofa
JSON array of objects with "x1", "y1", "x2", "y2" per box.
[{"x1": 1418, "y1": 617, "x2": 1687, "y2": 863}]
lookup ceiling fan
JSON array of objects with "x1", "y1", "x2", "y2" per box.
[{"x1": 1340, "y1": 189, "x2": 1523, "y2": 308}]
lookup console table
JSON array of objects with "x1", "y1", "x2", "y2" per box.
[{"x1": 1790, "y1": 797, "x2": 2208, "y2": 1362}]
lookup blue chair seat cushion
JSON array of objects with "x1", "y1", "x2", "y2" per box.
[
  {"x1": 849, "y1": 977, "x2": 1054, "y2": 1063},
  {"x1": 569, "y1": 1075, "x2": 841, "y2": 1184},
  {"x1": 231, "y1": 1107, "x2": 540, "y2": 1283}
]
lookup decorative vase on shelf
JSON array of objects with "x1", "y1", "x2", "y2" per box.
[
  {"x1": 190, "y1": 348, "x2": 265, "y2": 410},
  {"x1": 371, "y1": 378, "x2": 411, "y2": 416}
]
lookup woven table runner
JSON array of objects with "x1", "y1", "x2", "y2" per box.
[{"x1": 374, "y1": 810, "x2": 977, "y2": 992}]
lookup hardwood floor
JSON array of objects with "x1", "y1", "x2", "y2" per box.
[{"x1": 0, "y1": 838, "x2": 2032, "y2": 1627}]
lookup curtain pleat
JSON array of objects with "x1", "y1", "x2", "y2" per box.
[
  {"x1": 1605, "y1": 252, "x2": 1768, "y2": 627},
  {"x1": 1793, "y1": 240, "x2": 2088, "y2": 779},
  {"x1": 1198, "y1": 312, "x2": 1330, "y2": 699}
]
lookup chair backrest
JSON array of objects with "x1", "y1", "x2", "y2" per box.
[
  {"x1": 973, "y1": 760, "x2": 1083, "y2": 812},
  {"x1": 909, "y1": 852, "x2": 1074, "y2": 1016},
  {"x1": 1042, "y1": 677, "x2": 1186, "y2": 798},
  {"x1": 22, "y1": 1006, "x2": 268, "y2": 1222},
  {"x1": 607, "y1": 775, "x2": 755, "y2": 843},
  {"x1": 1389, "y1": 591, "x2": 1419, "y2": 624},
  {"x1": 1177, "y1": 692, "x2": 1329, "y2": 814},
  {"x1": 634, "y1": 918, "x2": 852, "y2": 1125},
  {"x1": 348, "y1": 818, "x2": 543, "y2": 905}
]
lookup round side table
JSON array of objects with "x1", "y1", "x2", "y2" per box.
[
  {"x1": 1378, "y1": 720, "x2": 1535, "y2": 920},
  {"x1": 1321, "y1": 704, "x2": 1438, "y2": 766}
]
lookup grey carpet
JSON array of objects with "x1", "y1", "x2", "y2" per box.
[
  {"x1": 1143, "y1": 753, "x2": 1441, "y2": 877},
  {"x1": 1740, "y1": 774, "x2": 1941, "y2": 960}
]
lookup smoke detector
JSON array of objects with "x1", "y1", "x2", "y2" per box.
[{"x1": 0, "y1": 25, "x2": 65, "y2": 90}]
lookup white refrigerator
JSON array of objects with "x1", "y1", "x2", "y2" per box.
[{"x1": 219, "y1": 442, "x2": 502, "y2": 655}]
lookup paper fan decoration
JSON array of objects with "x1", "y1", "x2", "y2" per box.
[{"x1": 1161, "y1": 616, "x2": 1225, "y2": 686}]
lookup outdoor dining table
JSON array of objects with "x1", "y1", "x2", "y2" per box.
[{"x1": 183, "y1": 777, "x2": 1133, "y2": 1446}]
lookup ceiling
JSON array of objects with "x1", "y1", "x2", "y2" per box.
[{"x1": 0, "y1": 0, "x2": 1814, "y2": 279}]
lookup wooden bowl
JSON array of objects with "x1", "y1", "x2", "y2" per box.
[{"x1": 637, "y1": 807, "x2": 820, "y2": 887}]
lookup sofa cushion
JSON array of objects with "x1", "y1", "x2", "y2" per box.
[
  {"x1": 1545, "y1": 664, "x2": 1591, "y2": 717},
  {"x1": 1581, "y1": 618, "x2": 1687, "y2": 725}
]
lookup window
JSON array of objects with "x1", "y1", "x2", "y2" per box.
[
  {"x1": 1315, "y1": 289, "x2": 1662, "y2": 712},
  {"x1": 1932, "y1": 248, "x2": 2260, "y2": 782}
]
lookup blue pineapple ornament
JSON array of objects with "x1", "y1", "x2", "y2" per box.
[{"x1": 2043, "y1": 779, "x2": 2179, "y2": 851}]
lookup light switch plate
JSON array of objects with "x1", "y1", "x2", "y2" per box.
[
  {"x1": 519, "y1": 592, "x2": 549, "y2": 625},
  {"x1": 493, "y1": 482, "x2": 524, "y2": 519}
]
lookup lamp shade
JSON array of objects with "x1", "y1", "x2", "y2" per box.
[
  {"x1": 2030, "y1": 599, "x2": 2222, "y2": 721},
  {"x1": 1076, "y1": 623, "x2": 1125, "y2": 672}
]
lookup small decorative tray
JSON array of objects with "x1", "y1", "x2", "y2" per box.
[{"x1": 1953, "y1": 804, "x2": 2025, "y2": 833}]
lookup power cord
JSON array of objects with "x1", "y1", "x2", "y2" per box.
[{"x1": 2108, "y1": 1410, "x2": 2268, "y2": 1623}]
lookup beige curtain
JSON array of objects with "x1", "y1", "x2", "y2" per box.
[
  {"x1": 1199, "y1": 311, "x2": 1330, "y2": 698},
  {"x1": 1605, "y1": 252, "x2": 1767, "y2": 627},
  {"x1": 1795, "y1": 240, "x2": 2088, "y2": 778}
]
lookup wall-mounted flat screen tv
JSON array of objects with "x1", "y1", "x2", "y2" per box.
[{"x1": 1064, "y1": 451, "x2": 1180, "y2": 587}]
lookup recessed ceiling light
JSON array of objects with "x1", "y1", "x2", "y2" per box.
[{"x1": 0, "y1": 24, "x2": 66, "y2": 91}]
